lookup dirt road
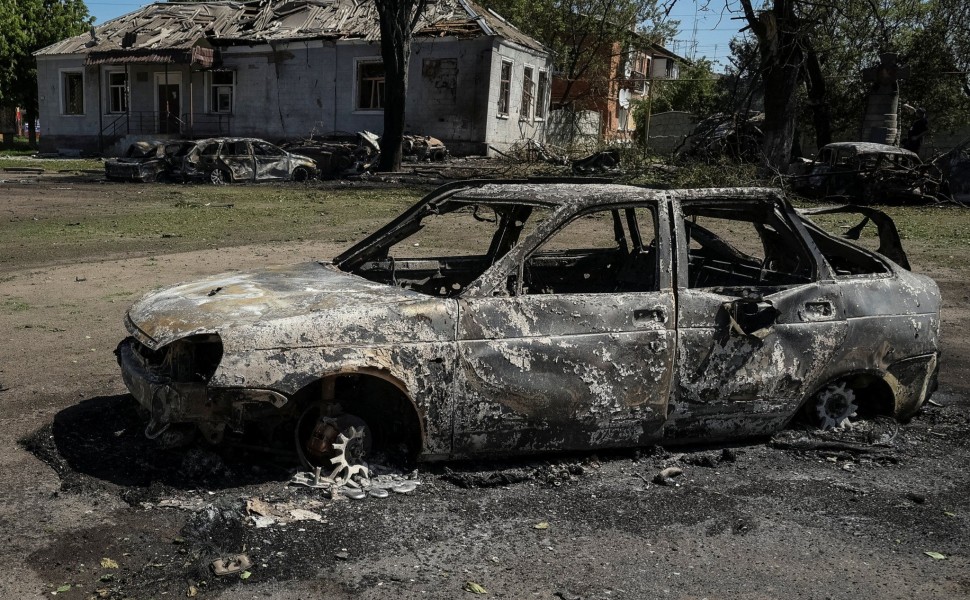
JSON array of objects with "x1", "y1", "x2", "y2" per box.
[{"x1": 1, "y1": 181, "x2": 968, "y2": 599}]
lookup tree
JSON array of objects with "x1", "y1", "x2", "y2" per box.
[
  {"x1": 736, "y1": 0, "x2": 813, "y2": 173},
  {"x1": 374, "y1": 0, "x2": 429, "y2": 172},
  {"x1": 0, "y1": 0, "x2": 91, "y2": 145},
  {"x1": 648, "y1": 57, "x2": 721, "y2": 114}
]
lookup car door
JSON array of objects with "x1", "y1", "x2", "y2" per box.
[
  {"x1": 453, "y1": 199, "x2": 676, "y2": 456},
  {"x1": 220, "y1": 140, "x2": 255, "y2": 181},
  {"x1": 252, "y1": 141, "x2": 290, "y2": 180},
  {"x1": 666, "y1": 190, "x2": 847, "y2": 441}
]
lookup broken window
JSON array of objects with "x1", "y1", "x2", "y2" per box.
[
  {"x1": 253, "y1": 141, "x2": 284, "y2": 157},
  {"x1": 682, "y1": 203, "x2": 814, "y2": 291},
  {"x1": 498, "y1": 60, "x2": 512, "y2": 116},
  {"x1": 520, "y1": 66, "x2": 534, "y2": 120},
  {"x1": 346, "y1": 199, "x2": 550, "y2": 297},
  {"x1": 357, "y1": 62, "x2": 385, "y2": 111},
  {"x1": 107, "y1": 72, "x2": 128, "y2": 114},
  {"x1": 522, "y1": 206, "x2": 658, "y2": 295},
  {"x1": 535, "y1": 71, "x2": 548, "y2": 119},
  {"x1": 209, "y1": 71, "x2": 235, "y2": 113},
  {"x1": 62, "y1": 71, "x2": 84, "y2": 115}
]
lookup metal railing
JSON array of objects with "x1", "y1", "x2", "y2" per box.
[{"x1": 99, "y1": 111, "x2": 234, "y2": 146}]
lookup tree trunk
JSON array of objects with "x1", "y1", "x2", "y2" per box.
[
  {"x1": 741, "y1": 0, "x2": 805, "y2": 174},
  {"x1": 375, "y1": 0, "x2": 416, "y2": 173},
  {"x1": 803, "y1": 45, "x2": 831, "y2": 149}
]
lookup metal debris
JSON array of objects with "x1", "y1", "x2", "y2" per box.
[{"x1": 211, "y1": 554, "x2": 251, "y2": 577}]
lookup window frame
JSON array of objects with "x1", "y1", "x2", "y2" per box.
[
  {"x1": 60, "y1": 69, "x2": 85, "y2": 116},
  {"x1": 516, "y1": 204, "x2": 661, "y2": 296},
  {"x1": 535, "y1": 70, "x2": 548, "y2": 120},
  {"x1": 208, "y1": 70, "x2": 236, "y2": 114},
  {"x1": 106, "y1": 70, "x2": 128, "y2": 114},
  {"x1": 520, "y1": 65, "x2": 535, "y2": 121},
  {"x1": 497, "y1": 60, "x2": 512, "y2": 117},
  {"x1": 354, "y1": 59, "x2": 386, "y2": 112}
]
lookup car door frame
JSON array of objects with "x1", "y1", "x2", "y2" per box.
[
  {"x1": 666, "y1": 189, "x2": 847, "y2": 442},
  {"x1": 452, "y1": 192, "x2": 677, "y2": 457}
]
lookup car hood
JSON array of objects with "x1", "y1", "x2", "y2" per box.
[{"x1": 126, "y1": 262, "x2": 454, "y2": 349}]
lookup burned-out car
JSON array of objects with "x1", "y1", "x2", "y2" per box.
[
  {"x1": 181, "y1": 137, "x2": 318, "y2": 184},
  {"x1": 105, "y1": 140, "x2": 195, "y2": 182},
  {"x1": 934, "y1": 136, "x2": 970, "y2": 203},
  {"x1": 796, "y1": 142, "x2": 939, "y2": 203},
  {"x1": 117, "y1": 181, "x2": 940, "y2": 467}
]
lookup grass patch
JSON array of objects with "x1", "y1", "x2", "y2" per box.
[
  {"x1": 0, "y1": 156, "x2": 104, "y2": 172},
  {"x1": 0, "y1": 183, "x2": 426, "y2": 272},
  {"x1": 1, "y1": 298, "x2": 31, "y2": 312}
]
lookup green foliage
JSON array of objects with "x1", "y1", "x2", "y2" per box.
[
  {"x1": 645, "y1": 58, "x2": 721, "y2": 115},
  {"x1": 726, "y1": 0, "x2": 970, "y2": 153},
  {"x1": 0, "y1": 0, "x2": 92, "y2": 115}
]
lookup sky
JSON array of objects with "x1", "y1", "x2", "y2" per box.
[{"x1": 86, "y1": 0, "x2": 746, "y2": 70}]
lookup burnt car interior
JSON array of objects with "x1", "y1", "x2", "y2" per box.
[
  {"x1": 521, "y1": 205, "x2": 658, "y2": 295},
  {"x1": 681, "y1": 202, "x2": 814, "y2": 291},
  {"x1": 345, "y1": 194, "x2": 662, "y2": 297},
  {"x1": 347, "y1": 198, "x2": 549, "y2": 297}
]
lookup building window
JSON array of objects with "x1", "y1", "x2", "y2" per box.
[
  {"x1": 535, "y1": 71, "x2": 548, "y2": 119},
  {"x1": 209, "y1": 71, "x2": 235, "y2": 113},
  {"x1": 617, "y1": 106, "x2": 629, "y2": 132},
  {"x1": 520, "y1": 66, "x2": 534, "y2": 120},
  {"x1": 107, "y1": 72, "x2": 128, "y2": 113},
  {"x1": 357, "y1": 61, "x2": 385, "y2": 111},
  {"x1": 62, "y1": 71, "x2": 84, "y2": 115},
  {"x1": 497, "y1": 60, "x2": 512, "y2": 116}
]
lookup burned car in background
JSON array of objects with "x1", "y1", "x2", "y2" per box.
[
  {"x1": 181, "y1": 137, "x2": 318, "y2": 184},
  {"x1": 934, "y1": 136, "x2": 970, "y2": 203},
  {"x1": 105, "y1": 140, "x2": 195, "y2": 182},
  {"x1": 795, "y1": 142, "x2": 940, "y2": 203},
  {"x1": 116, "y1": 181, "x2": 940, "y2": 468}
]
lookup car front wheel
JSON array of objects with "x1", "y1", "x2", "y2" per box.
[{"x1": 292, "y1": 166, "x2": 311, "y2": 182}]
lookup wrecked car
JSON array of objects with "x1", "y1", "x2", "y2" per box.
[
  {"x1": 796, "y1": 142, "x2": 940, "y2": 203},
  {"x1": 117, "y1": 181, "x2": 940, "y2": 468},
  {"x1": 934, "y1": 136, "x2": 970, "y2": 203},
  {"x1": 105, "y1": 140, "x2": 195, "y2": 183},
  {"x1": 181, "y1": 137, "x2": 318, "y2": 184}
]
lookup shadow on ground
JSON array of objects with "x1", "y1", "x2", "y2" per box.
[{"x1": 20, "y1": 394, "x2": 290, "y2": 503}]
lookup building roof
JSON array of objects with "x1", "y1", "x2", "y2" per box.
[{"x1": 35, "y1": 0, "x2": 545, "y2": 65}]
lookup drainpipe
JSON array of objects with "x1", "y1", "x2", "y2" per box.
[
  {"x1": 125, "y1": 64, "x2": 130, "y2": 135},
  {"x1": 332, "y1": 42, "x2": 338, "y2": 134},
  {"x1": 164, "y1": 62, "x2": 169, "y2": 134},
  {"x1": 97, "y1": 67, "x2": 103, "y2": 153}
]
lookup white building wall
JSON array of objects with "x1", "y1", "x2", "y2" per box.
[
  {"x1": 482, "y1": 40, "x2": 552, "y2": 155},
  {"x1": 37, "y1": 36, "x2": 551, "y2": 156}
]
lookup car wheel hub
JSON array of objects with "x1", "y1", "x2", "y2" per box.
[{"x1": 814, "y1": 383, "x2": 858, "y2": 429}]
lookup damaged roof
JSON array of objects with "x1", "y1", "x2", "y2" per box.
[{"x1": 35, "y1": 0, "x2": 546, "y2": 63}]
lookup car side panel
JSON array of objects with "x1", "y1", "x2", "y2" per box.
[{"x1": 453, "y1": 291, "x2": 675, "y2": 455}]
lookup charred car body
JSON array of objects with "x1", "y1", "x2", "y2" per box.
[
  {"x1": 105, "y1": 140, "x2": 195, "y2": 182},
  {"x1": 796, "y1": 142, "x2": 940, "y2": 203},
  {"x1": 181, "y1": 137, "x2": 318, "y2": 184},
  {"x1": 117, "y1": 181, "x2": 940, "y2": 465}
]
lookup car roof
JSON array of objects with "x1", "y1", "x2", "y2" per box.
[{"x1": 448, "y1": 181, "x2": 784, "y2": 209}]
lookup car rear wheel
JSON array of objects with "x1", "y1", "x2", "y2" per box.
[{"x1": 207, "y1": 168, "x2": 230, "y2": 185}]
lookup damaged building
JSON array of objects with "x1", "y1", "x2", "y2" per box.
[{"x1": 33, "y1": 0, "x2": 551, "y2": 156}]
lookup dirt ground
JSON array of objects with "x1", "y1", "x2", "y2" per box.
[{"x1": 1, "y1": 179, "x2": 969, "y2": 599}]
